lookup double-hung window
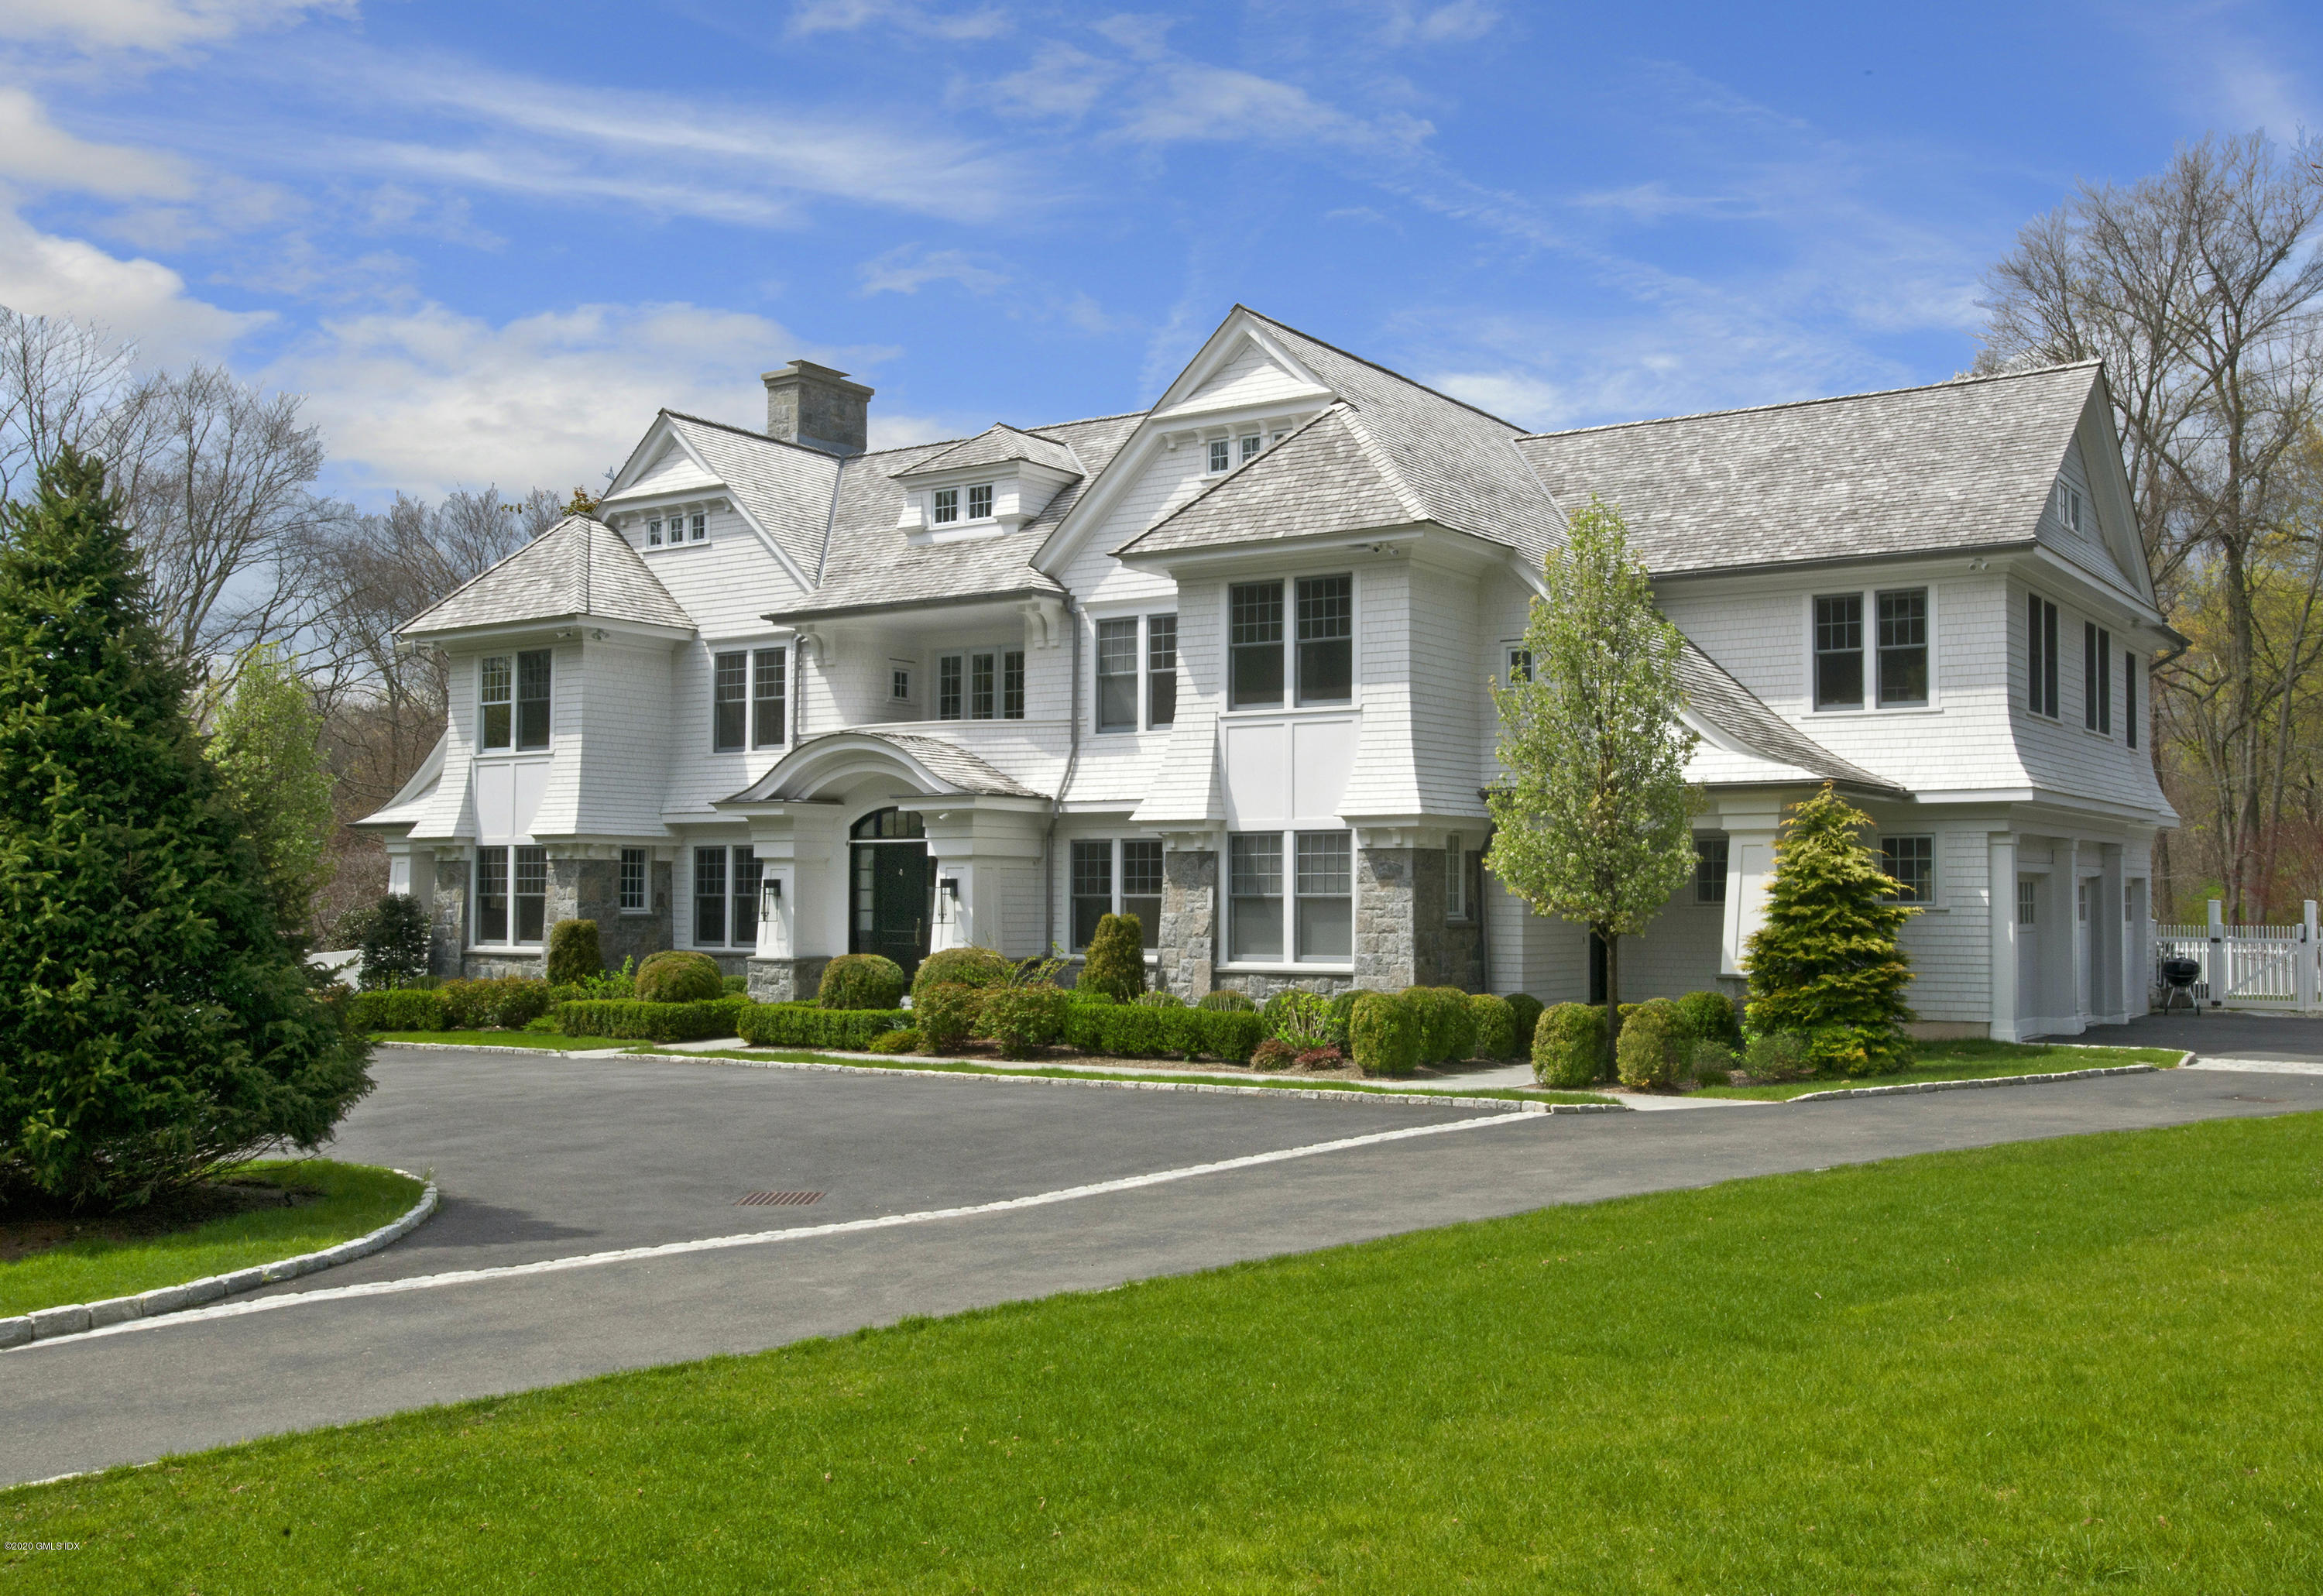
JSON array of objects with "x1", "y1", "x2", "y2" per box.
[
  {"x1": 473, "y1": 845, "x2": 547, "y2": 945},
  {"x1": 479, "y1": 649, "x2": 552, "y2": 751},
  {"x1": 1880, "y1": 836, "x2": 1934, "y2": 904},
  {"x1": 2026, "y1": 595, "x2": 2060, "y2": 718},
  {"x1": 619, "y1": 847, "x2": 648, "y2": 913},
  {"x1": 1230, "y1": 582, "x2": 1285, "y2": 709},
  {"x1": 1230, "y1": 576, "x2": 1354, "y2": 710},
  {"x1": 1696, "y1": 836, "x2": 1729, "y2": 904},
  {"x1": 1813, "y1": 595, "x2": 1863, "y2": 709},
  {"x1": 691, "y1": 845, "x2": 758, "y2": 948},
  {"x1": 1207, "y1": 439, "x2": 1231, "y2": 474},
  {"x1": 934, "y1": 650, "x2": 1026, "y2": 721},
  {"x1": 2125, "y1": 651, "x2": 2139, "y2": 750},
  {"x1": 753, "y1": 647, "x2": 787, "y2": 748},
  {"x1": 693, "y1": 846, "x2": 727, "y2": 946},
  {"x1": 1228, "y1": 829, "x2": 1354, "y2": 964},
  {"x1": 1813, "y1": 589, "x2": 1929, "y2": 710},
  {"x1": 1875, "y1": 589, "x2": 1928, "y2": 705},
  {"x1": 1445, "y1": 833, "x2": 1467, "y2": 922},
  {"x1": 932, "y1": 487, "x2": 959, "y2": 524},
  {"x1": 1094, "y1": 615, "x2": 1178, "y2": 732},
  {"x1": 1239, "y1": 432, "x2": 1261, "y2": 463},
  {"x1": 2085, "y1": 623, "x2": 2112, "y2": 734},
  {"x1": 647, "y1": 517, "x2": 664, "y2": 547},
  {"x1": 1296, "y1": 575, "x2": 1353, "y2": 704},
  {"x1": 1069, "y1": 839, "x2": 1165, "y2": 950},
  {"x1": 712, "y1": 652, "x2": 748, "y2": 753},
  {"x1": 712, "y1": 647, "x2": 788, "y2": 753},
  {"x1": 967, "y1": 483, "x2": 993, "y2": 520}
]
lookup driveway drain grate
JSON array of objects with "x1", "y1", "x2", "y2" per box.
[{"x1": 736, "y1": 1190, "x2": 824, "y2": 1206}]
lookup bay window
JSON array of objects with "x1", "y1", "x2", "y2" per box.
[
  {"x1": 473, "y1": 845, "x2": 546, "y2": 946},
  {"x1": 1229, "y1": 829, "x2": 1353, "y2": 964},
  {"x1": 1230, "y1": 582, "x2": 1284, "y2": 708},
  {"x1": 479, "y1": 648, "x2": 551, "y2": 751},
  {"x1": 1228, "y1": 577, "x2": 1353, "y2": 711}
]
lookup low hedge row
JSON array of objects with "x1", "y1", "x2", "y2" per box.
[
  {"x1": 347, "y1": 988, "x2": 448, "y2": 1032},
  {"x1": 736, "y1": 1002, "x2": 914, "y2": 1052},
  {"x1": 554, "y1": 996, "x2": 750, "y2": 1042},
  {"x1": 1061, "y1": 1000, "x2": 1265, "y2": 1062}
]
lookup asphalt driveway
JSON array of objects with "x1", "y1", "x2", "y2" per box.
[{"x1": 9, "y1": 1037, "x2": 2323, "y2": 1488}]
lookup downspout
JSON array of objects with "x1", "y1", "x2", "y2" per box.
[{"x1": 1045, "y1": 598, "x2": 1083, "y2": 956}]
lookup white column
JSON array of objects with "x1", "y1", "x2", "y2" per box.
[
  {"x1": 2206, "y1": 897, "x2": 2225, "y2": 1009},
  {"x1": 1718, "y1": 802, "x2": 1783, "y2": 978},
  {"x1": 2303, "y1": 900, "x2": 2320, "y2": 1015},
  {"x1": 1988, "y1": 832, "x2": 2019, "y2": 1042}
]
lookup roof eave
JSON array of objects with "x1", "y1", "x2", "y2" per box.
[
  {"x1": 396, "y1": 614, "x2": 695, "y2": 647},
  {"x1": 763, "y1": 584, "x2": 1065, "y2": 626}
]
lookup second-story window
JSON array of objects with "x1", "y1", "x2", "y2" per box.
[
  {"x1": 1096, "y1": 619, "x2": 1139, "y2": 731},
  {"x1": 1148, "y1": 615, "x2": 1177, "y2": 728},
  {"x1": 2085, "y1": 623, "x2": 2112, "y2": 735},
  {"x1": 936, "y1": 650, "x2": 1024, "y2": 721},
  {"x1": 753, "y1": 647, "x2": 786, "y2": 748},
  {"x1": 971, "y1": 653, "x2": 995, "y2": 719},
  {"x1": 1230, "y1": 581, "x2": 1285, "y2": 709},
  {"x1": 938, "y1": 655, "x2": 962, "y2": 719},
  {"x1": 2126, "y1": 651, "x2": 2139, "y2": 750},
  {"x1": 480, "y1": 649, "x2": 551, "y2": 751},
  {"x1": 933, "y1": 487, "x2": 959, "y2": 524},
  {"x1": 968, "y1": 483, "x2": 993, "y2": 520},
  {"x1": 1207, "y1": 438, "x2": 1231, "y2": 474},
  {"x1": 2027, "y1": 594, "x2": 2060, "y2": 718},
  {"x1": 714, "y1": 647, "x2": 787, "y2": 752},
  {"x1": 713, "y1": 651, "x2": 748, "y2": 752},
  {"x1": 1296, "y1": 575, "x2": 1353, "y2": 705},
  {"x1": 1813, "y1": 595, "x2": 1863, "y2": 710},
  {"x1": 1876, "y1": 589, "x2": 1928, "y2": 705}
]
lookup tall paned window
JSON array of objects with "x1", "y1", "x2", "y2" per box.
[
  {"x1": 1880, "y1": 836, "x2": 1934, "y2": 904},
  {"x1": 1096, "y1": 619, "x2": 1139, "y2": 730},
  {"x1": 1294, "y1": 832, "x2": 1354, "y2": 959},
  {"x1": 712, "y1": 651, "x2": 748, "y2": 752},
  {"x1": 1875, "y1": 589, "x2": 1928, "y2": 705},
  {"x1": 733, "y1": 848, "x2": 760, "y2": 949},
  {"x1": 2126, "y1": 652, "x2": 2139, "y2": 750},
  {"x1": 1295, "y1": 575, "x2": 1354, "y2": 705},
  {"x1": 753, "y1": 647, "x2": 787, "y2": 748},
  {"x1": 938, "y1": 655, "x2": 963, "y2": 719},
  {"x1": 1229, "y1": 833, "x2": 1284, "y2": 959},
  {"x1": 2027, "y1": 595, "x2": 2060, "y2": 718},
  {"x1": 514, "y1": 846, "x2": 547, "y2": 942},
  {"x1": 1121, "y1": 839, "x2": 1163, "y2": 949},
  {"x1": 1070, "y1": 840, "x2": 1113, "y2": 949},
  {"x1": 1696, "y1": 836, "x2": 1729, "y2": 904},
  {"x1": 933, "y1": 488, "x2": 958, "y2": 524},
  {"x1": 694, "y1": 846, "x2": 728, "y2": 947},
  {"x1": 1445, "y1": 833, "x2": 1467, "y2": 921},
  {"x1": 1003, "y1": 650, "x2": 1025, "y2": 719},
  {"x1": 1148, "y1": 616, "x2": 1177, "y2": 728},
  {"x1": 619, "y1": 848, "x2": 647, "y2": 913},
  {"x1": 969, "y1": 654, "x2": 996, "y2": 719},
  {"x1": 516, "y1": 650, "x2": 551, "y2": 750},
  {"x1": 2017, "y1": 879, "x2": 2037, "y2": 926},
  {"x1": 479, "y1": 654, "x2": 513, "y2": 750},
  {"x1": 475, "y1": 849, "x2": 508, "y2": 942},
  {"x1": 1229, "y1": 582, "x2": 1285, "y2": 709},
  {"x1": 2085, "y1": 624, "x2": 2112, "y2": 734},
  {"x1": 1813, "y1": 595, "x2": 1864, "y2": 709}
]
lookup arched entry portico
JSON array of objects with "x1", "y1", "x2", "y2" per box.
[{"x1": 850, "y1": 807, "x2": 933, "y2": 975}]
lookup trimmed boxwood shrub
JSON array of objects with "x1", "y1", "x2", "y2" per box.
[
  {"x1": 980, "y1": 984, "x2": 1071, "y2": 1058},
  {"x1": 1503, "y1": 994, "x2": 1545, "y2": 1054},
  {"x1": 911, "y1": 946, "x2": 1011, "y2": 1004},
  {"x1": 733, "y1": 1001, "x2": 913, "y2": 1052},
  {"x1": 1349, "y1": 992, "x2": 1420, "y2": 1077},
  {"x1": 818, "y1": 953, "x2": 906, "y2": 1011},
  {"x1": 1080, "y1": 911, "x2": 1147, "y2": 1001},
  {"x1": 557, "y1": 995, "x2": 750, "y2": 1042},
  {"x1": 1673, "y1": 989, "x2": 1741, "y2": 1049},
  {"x1": 1616, "y1": 997, "x2": 1683, "y2": 1090},
  {"x1": 547, "y1": 918, "x2": 601, "y2": 985},
  {"x1": 1533, "y1": 1002, "x2": 1606, "y2": 1088},
  {"x1": 914, "y1": 983, "x2": 985, "y2": 1052},
  {"x1": 1197, "y1": 990, "x2": 1255, "y2": 1012},
  {"x1": 1194, "y1": 1009, "x2": 1264, "y2": 1064},
  {"x1": 348, "y1": 988, "x2": 448, "y2": 1032},
  {"x1": 1400, "y1": 986, "x2": 1476, "y2": 1065},
  {"x1": 1467, "y1": 994, "x2": 1517, "y2": 1060},
  {"x1": 637, "y1": 950, "x2": 723, "y2": 1004},
  {"x1": 438, "y1": 976, "x2": 556, "y2": 1031},
  {"x1": 868, "y1": 1028, "x2": 920, "y2": 1055}
]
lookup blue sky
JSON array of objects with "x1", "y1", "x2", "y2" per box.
[{"x1": 3, "y1": 1, "x2": 2318, "y2": 506}]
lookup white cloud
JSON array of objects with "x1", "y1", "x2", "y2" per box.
[
  {"x1": 1380, "y1": 2, "x2": 1500, "y2": 46},
  {"x1": 1112, "y1": 61, "x2": 1433, "y2": 153},
  {"x1": 787, "y1": 0, "x2": 1010, "y2": 40},
  {"x1": 0, "y1": 201, "x2": 268, "y2": 366},
  {"x1": 1424, "y1": 370, "x2": 1566, "y2": 430},
  {"x1": 0, "y1": 0, "x2": 352, "y2": 54},
  {"x1": 0, "y1": 86, "x2": 191, "y2": 196},
  {"x1": 990, "y1": 43, "x2": 1119, "y2": 120},
  {"x1": 859, "y1": 244, "x2": 1010, "y2": 296}
]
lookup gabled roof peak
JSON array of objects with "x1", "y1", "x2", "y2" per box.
[{"x1": 894, "y1": 422, "x2": 1085, "y2": 479}]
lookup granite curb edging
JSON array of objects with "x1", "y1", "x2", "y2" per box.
[
  {"x1": 0, "y1": 1172, "x2": 439, "y2": 1351},
  {"x1": 1783, "y1": 1063, "x2": 2163, "y2": 1103}
]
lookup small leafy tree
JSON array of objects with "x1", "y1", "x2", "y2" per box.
[
  {"x1": 1743, "y1": 784, "x2": 1919, "y2": 1076},
  {"x1": 0, "y1": 448, "x2": 371, "y2": 1208},
  {"x1": 1487, "y1": 496, "x2": 1698, "y2": 1068},
  {"x1": 359, "y1": 894, "x2": 431, "y2": 989},
  {"x1": 1080, "y1": 912, "x2": 1147, "y2": 1001},
  {"x1": 204, "y1": 644, "x2": 335, "y2": 943}
]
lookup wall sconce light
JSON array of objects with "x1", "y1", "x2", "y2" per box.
[{"x1": 760, "y1": 877, "x2": 783, "y2": 922}]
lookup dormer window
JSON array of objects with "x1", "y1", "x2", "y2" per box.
[
  {"x1": 1207, "y1": 439, "x2": 1230, "y2": 474},
  {"x1": 647, "y1": 518, "x2": 663, "y2": 547},
  {"x1": 968, "y1": 483, "x2": 993, "y2": 520},
  {"x1": 1240, "y1": 433, "x2": 1261, "y2": 462},
  {"x1": 933, "y1": 487, "x2": 959, "y2": 524}
]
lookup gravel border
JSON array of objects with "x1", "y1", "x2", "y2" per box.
[
  {"x1": 1785, "y1": 1064, "x2": 2163, "y2": 1102},
  {"x1": 0, "y1": 1170, "x2": 439, "y2": 1351}
]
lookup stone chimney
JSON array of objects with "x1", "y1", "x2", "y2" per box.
[{"x1": 761, "y1": 361, "x2": 873, "y2": 456}]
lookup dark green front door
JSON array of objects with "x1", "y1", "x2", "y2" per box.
[{"x1": 852, "y1": 840, "x2": 933, "y2": 975}]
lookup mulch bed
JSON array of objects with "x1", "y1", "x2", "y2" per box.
[{"x1": 0, "y1": 1176, "x2": 320, "y2": 1264}]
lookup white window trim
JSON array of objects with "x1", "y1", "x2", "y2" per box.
[
  {"x1": 708, "y1": 642, "x2": 790, "y2": 754},
  {"x1": 475, "y1": 647, "x2": 554, "y2": 757},
  {"x1": 678, "y1": 842, "x2": 761, "y2": 951},
  {"x1": 1694, "y1": 832, "x2": 1729, "y2": 906},
  {"x1": 1801, "y1": 585, "x2": 1940, "y2": 716},
  {"x1": 468, "y1": 843, "x2": 547, "y2": 950},
  {"x1": 1221, "y1": 827, "x2": 1355, "y2": 971},
  {"x1": 1065, "y1": 836, "x2": 1167, "y2": 959},
  {"x1": 1087, "y1": 609, "x2": 1179, "y2": 735},
  {"x1": 617, "y1": 846, "x2": 651, "y2": 916},
  {"x1": 932, "y1": 645, "x2": 1028, "y2": 722},
  {"x1": 1219, "y1": 570, "x2": 1361, "y2": 719},
  {"x1": 1501, "y1": 640, "x2": 1532, "y2": 686},
  {"x1": 1877, "y1": 832, "x2": 1938, "y2": 908}
]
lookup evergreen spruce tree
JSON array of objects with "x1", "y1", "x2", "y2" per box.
[
  {"x1": 0, "y1": 449, "x2": 371, "y2": 1209},
  {"x1": 1742, "y1": 784, "x2": 1919, "y2": 1076}
]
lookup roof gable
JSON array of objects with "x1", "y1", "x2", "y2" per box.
[
  {"x1": 1115, "y1": 405, "x2": 1417, "y2": 558},
  {"x1": 400, "y1": 515, "x2": 692, "y2": 639},
  {"x1": 895, "y1": 424, "x2": 1085, "y2": 480}
]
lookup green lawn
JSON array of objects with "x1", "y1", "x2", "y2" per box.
[
  {"x1": 13, "y1": 1114, "x2": 2322, "y2": 1591},
  {"x1": 665, "y1": 1046, "x2": 1618, "y2": 1106},
  {"x1": 1694, "y1": 1038, "x2": 2187, "y2": 1100},
  {"x1": 1, "y1": 1162, "x2": 424, "y2": 1318},
  {"x1": 376, "y1": 1031, "x2": 635, "y2": 1051}
]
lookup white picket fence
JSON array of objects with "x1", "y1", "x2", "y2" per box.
[{"x1": 2154, "y1": 901, "x2": 2322, "y2": 1013}]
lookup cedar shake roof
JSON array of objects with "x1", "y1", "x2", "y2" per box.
[
  {"x1": 723, "y1": 730, "x2": 1047, "y2": 801},
  {"x1": 894, "y1": 424, "x2": 1085, "y2": 479},
  {"x1": 1675, "y1": 642, "x2": 1906, "y2": 795},
  {"x1": 399, "y1": 515, "x2": 690, "y2": 639}
]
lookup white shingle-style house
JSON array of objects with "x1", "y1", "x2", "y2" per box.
[{"x1": 355, "y1": 307, "x2": 2177, "y2": 1041}]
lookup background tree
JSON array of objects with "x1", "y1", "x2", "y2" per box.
[
  {"x1": 0, "y1": 449, "x2": 369, "y2": 1210},
  {"x1": 204, "y1": 644, "x2": 336, "y2": 944},
  {"x1": 1487, "y1": 496, "x2": 1697, "y2": 1066},
  {"x1": 1980, "y1": 132, "x2": 2323, "y2": 919},
  {"x1": 1742, "y1": 785, "x2": 1918, "y2": 1077}
]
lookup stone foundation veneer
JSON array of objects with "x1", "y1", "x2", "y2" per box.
[
  {"x1": 1157, "y1": 847, "x2": 1218, "y2": 1000},
  {"x1": 429, "y1": 854, "x2": 468, "y2": 979},
  {"x1": 746, "y1": 956, "x2": 832, "y2": 1003}
]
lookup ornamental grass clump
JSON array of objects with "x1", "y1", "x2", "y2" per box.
[
  {"x1": 0, "y1": 449, "x2": 370, "y2": 1209},
  {"x1": 1079, "y1": 913, "x2": 1147, "y2": 1001},
  {"x1": 636, "y1": 950, "x2": 724, "y2": 1004},
  {"x1": 1533, "y1": 1003, "x2": 1607, "y2": 1089},
  {"x1": 1743, "y1": 784, "x2": 1920, "y2": 1077},
  {"x1": 818, "y1": 953, "x2": 907, "y2": 1011}
]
